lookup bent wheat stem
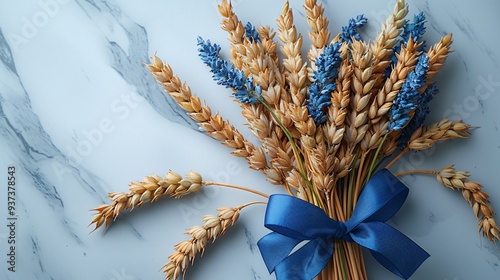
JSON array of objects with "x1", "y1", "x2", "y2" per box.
[
  {"x1": 203, "y1": 181, "x2": 270, "y2": 198},
  {"x1": 395, "y1": 169, "x2": 439, "y2": 177},
  {"x1": 385, "y1": 146, "x2": 409, "y2": 169}
]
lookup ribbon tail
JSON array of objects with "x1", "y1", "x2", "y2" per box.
[
  {"x1": 351, "y1": 222, "x2": 429, "y2": 279},
  {"x1": 257, "y1": 232, "x2": 303, "y2": 273},
  {"x1": 274, "y1": 238, "x2": 334, "y2": 280}
]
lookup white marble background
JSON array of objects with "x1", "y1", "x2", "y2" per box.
[{"x1": 0, "y1": 0, "x2": 499, "y2": 279}]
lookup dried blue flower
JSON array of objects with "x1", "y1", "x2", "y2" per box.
[
  {"x1": 401, "y1": 12, "x2": 426, "y2": 51},
  {"x1": 388, "y1": 55, "x2": 430, "y2": 131},
  {"x1": 340, "y1": 14, "x2": 368, "y2": 44},
  {"x1": 245, "y1": 22, "x2": 261, "y2": 42},
  {"x1": 398, "y1": 82, "x2": 439, "y2": 148},
  {"x1": 387, "y1": 12, "x2": 427, "y2": 77},
  {"x1": 197, "y1": 37, "x2": 259, "y2": 104},
  {"x1": 307, "y1": 42, "x2": 343, "y2": 124}
]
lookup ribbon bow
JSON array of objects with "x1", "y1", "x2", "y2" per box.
[{"x1": 257, "y1": 169, "x2": 429, "y2": 280}]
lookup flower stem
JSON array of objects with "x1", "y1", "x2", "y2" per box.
[{"x1": 203, "y1": 181, "x2": 270, "y2": 198}]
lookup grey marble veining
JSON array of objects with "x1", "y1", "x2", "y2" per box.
[{"x1": 0, "y1": 0, "x2": 499, "y2": 279}]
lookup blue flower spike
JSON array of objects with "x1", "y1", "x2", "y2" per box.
[
  {"x1": 197, "y1": 37, "x2": 260, "y2": 104},
  {"x1": 388, "y1": 54, "x2": 430, "y2": 131},
  {"x1": 340, "y1": 14, "x2": 368, "y2": 44},
  {"x1": 307, "y1": 42, "x2": 343, "y2": 125}
]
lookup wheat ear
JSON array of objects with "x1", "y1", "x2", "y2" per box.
[
  {"x1": 304, "y1": 0, "x2": 330, "y2": 65},
  {"x1": 147, "y1": 56, "x2": 271, "y2": 170},
  {"x1": 89, "y1": 171, "x2": 202, "y2": 232},
  {"x1": 385, "y1": 119, "x2": 471, "y2": 168},
  {"x1": 361, "y1": 38, "x2": 419, "y2": 152},
  {"x1": 368, "y1": 37, "x2": 419, "y2": 125},
  {"x1": 162, "y1": 202, "x2": 265, "y2": 279},
  {"x1": 217, "y1": 0, "x2": 246, "y2": 69},
  {"x1": 277, "y1": 0, "x2": 308, "y2": 106},
  {"x1": 437, "y1": 166, "x2": 500, "y2": 242},
  {"x1": 148, "y1": 56, "x2": 290, "y2": 187},
  {"x1": 395, "y1": 166, "x2": 500, "y2": 243},
  {"x1": 407, "y1": 119, "x2": 470, "y2": 151},
  {"x1": 425, "y1": 33, "x2": 453, "y2": 84},
  {"x1": 371, "y1": 0, "x2": 408, "y2": 69},
  {"x1": 345, "y1": 40, "x2": 376, "y2": 151}
]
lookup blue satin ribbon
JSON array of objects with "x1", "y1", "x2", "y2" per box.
[{"x1": 257, "y1": 168, "x2": 429, "y2": 280}]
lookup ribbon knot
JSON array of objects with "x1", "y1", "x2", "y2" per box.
[
  {"x1": 333, "y1": 221, "x2": 348, "y2": 240},
  {"x1": 257, "y1": 169, "x2": 429, "y2": 280}
]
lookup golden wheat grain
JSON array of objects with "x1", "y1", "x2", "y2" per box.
[
  {"x1": 437, "y1": 166, "x2": 500, "y2": 242},
  {"x1": 361, "y1": 39, "x2": 419, "y2": 152},
  {"x1": 304, "y1": 0, "x2": 330, "y2": 65},
  {"x1": 369, "y1": 0, "x2": 408, "y2": 94},
  {"x1": 344, "y1": 40, "x2": 375, "y2": 151},
  {"x1": 89, "y1": 171, "x2": 202, "y2": 231},
  {"x1": 162, "y1": 206, "x2": 241, "y2": 280},
  {"x1": 425, "y1": 33, "x2": 453, "y2": 83},
  {"x1": 408, "y1": 119, "x2": 471, "y2": 151},
  {"x1": 217, "y1": 0, "x2": 246, "y2": 68},
  {"x1": 369, "y1": 38, "x2": 419, "y2": 124},
  {"x1": 148, "y1": 56, "x2": 281, "y2": 177},
  {"x1": 277, "y1": 1, "x2": 308, "y2": 106},
  {"x1": 258, "y1": 25, "x2": 280, "y2": 70}
]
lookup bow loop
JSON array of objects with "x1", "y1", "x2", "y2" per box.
[{"x1": 258, "y1": 169, "x2": 429, "y2": 280}]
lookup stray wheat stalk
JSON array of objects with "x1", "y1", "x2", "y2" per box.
[
  {"x1": 396, "y1": 166, "x2": 500, "y2": 243},
  {"x1": 162, "y1": 201, "x2": 266, "y2": 280},
  {"x1": 89, "y1": 171, "x2": 269, "y2": 232}
]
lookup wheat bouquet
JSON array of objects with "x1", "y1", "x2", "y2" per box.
[{"x1": 89, "y1": 0, "x2": 499, "y2": 279}]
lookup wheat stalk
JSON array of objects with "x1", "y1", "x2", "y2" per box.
[
  {"x1": 148, "y1": 56, "x2": 290, "y2": 185},
  {"x1": 278, "y1": 1, "x2": 308, "y2": 106},
  {"x1": 371, "y1": 0, "x2": 408, "y2": 83},
  {"x1": 217, "y1": 1, "x2": 301, "y2": 190},
  {"x1": 304, "y1": 0, "x2": 330, "y2": 65},
  {"x1": 385, "y1": 119, "x2": 471, "y2": 169},
  {"x1": 345, "y1": 40, "x2": 376, "y2": 151},
  {"x1": 217, "y1": 0, "x2": 246, "y2": 69},
  {"x1": 397, "y1": 167, "x2": 500, "y2": 242},
  {"x1": 277, "y1": 1, "x2": 316, "y2": 141},
  {"x1": 361, "y1": 38, "x2": 419, "y2": 153},
  {"x1": 162, "y1": 202, "x2": 265, "y2": 279},
  {"x1": 425, "y1": 33, "x2": 453, "y2": 83},
  {"x1": 89, "y1": 170, "x2": 203, "y2": 232},
  {"x1": 368, "y1": 38, "x2": 419, "y2": 125},
  {"x1": 407, "y1": 119, "x2": 470, "y2": 151},
  {"x1": 437, "y1": 166, "x2": 500, "y2": 242}
]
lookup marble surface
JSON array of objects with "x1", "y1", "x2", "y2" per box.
[{"x1": 1, "y1": 0, "x2": 499, "y2": 279}]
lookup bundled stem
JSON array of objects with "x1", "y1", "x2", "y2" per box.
[{"x1": 90, "y1": 1, "x2": 492, "y2": 280}]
